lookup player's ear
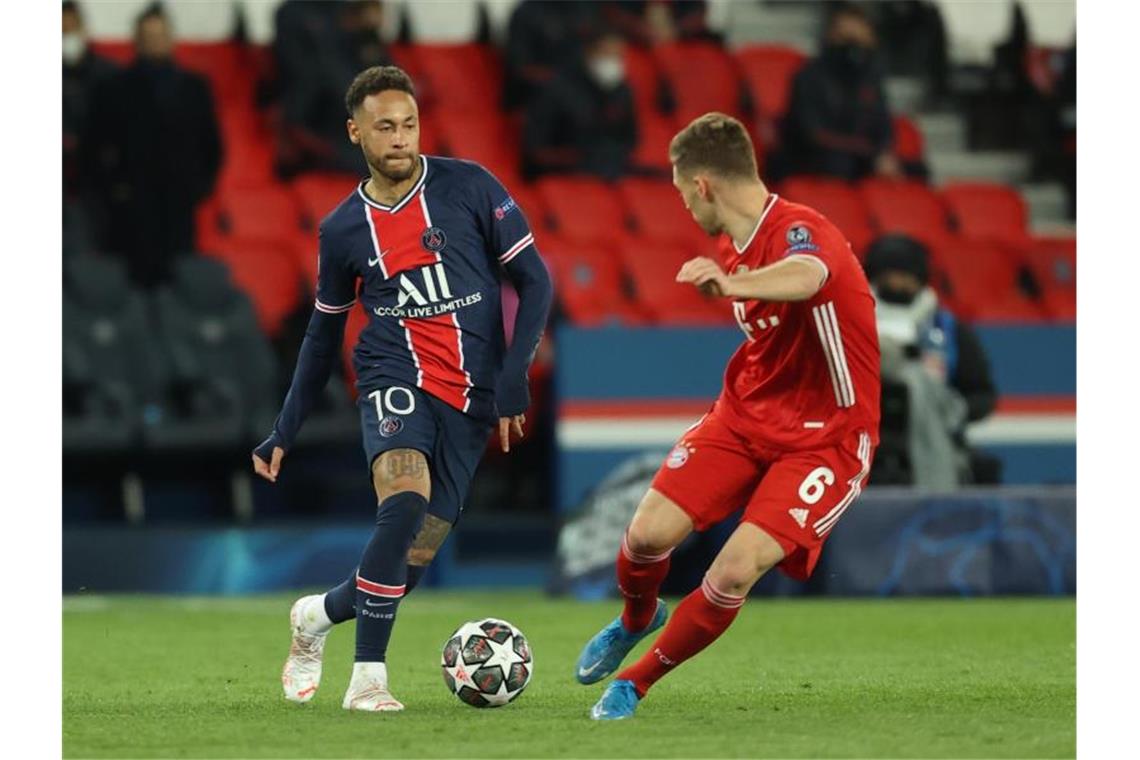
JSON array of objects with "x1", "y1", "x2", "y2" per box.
[
  {"x1": 695, "y1": 175, "x2": 712, "y2": 202},
  {"x1": 347, "y1": 118, "x2": 361, "y2": 145}
]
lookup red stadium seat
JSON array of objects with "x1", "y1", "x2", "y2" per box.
[
  {"x1": 205, "y1": 239, "x2": 304, "y2": 337},
  {"x1": 860, "y1": 178, "x2": 951, "y2": 246},
  {"x1": 1023, "y1": 236, "x2": 1076, "y2": 320},
  {"x1": 929, "y1": 238, "x2": 1046, "y2": 322},
  {"x1": 652, "y1": 42, "x2": 745, "y2": 124},
  {"x1": 174, "y1": 43, "x2": 254, "y2": 106},
  {"x1": 291, "y1": 173, "x2": 359, "y2": 230},
  {"x1": 941, "y1": 182, "x2": 1029, "y2": 245},
  {"x1": 534, "y1": 177, "x2": 627, "y2": 245},
  {"x1": 403, "y1": 44, "x2": 502, "y2": 114},
  {"x1": 892, "y1": 115, "x2": 925, "y2": 164},
  {"x1": 617, "y1": 238, "x2": 732, "y2": 325},
  {"x1": 734, "y1": 45, "x2": 807, "y2": 120},
  {"x1": 624, "y1": 45, "x2": 664, "y2": 119},
  {"x1": 617, "y1": 178, "x2": 707, "y2": 251},
  {"x1": 540, "y1": 237, "x2": 646, "y2": 325},
  {"x1": 631, "y1": 110, "x2": 680, "y2": 174},
  {"x1": 779, "y1": 177, "x2": 874, "y2": 259},
  {"x1": 211, "y1": 185, "x2": 304, "y2": 242},
  {"x1": 436, "y1": 112, "x2": 523, "y2": 187}
]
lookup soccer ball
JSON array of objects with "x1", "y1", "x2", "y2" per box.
[{"x1": 441, "y1": 618, "x2": 533, "y2": 707}]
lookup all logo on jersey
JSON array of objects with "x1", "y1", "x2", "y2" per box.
[
  {"x1": 374, "y1": 263, "x2": 483, "y2": 319},
  {"x1": 784, "y1": 223, "x2": 820, "y2": 254},
  {"x1": 421, "y1": 226, "x2": 447, "y2": 252}
]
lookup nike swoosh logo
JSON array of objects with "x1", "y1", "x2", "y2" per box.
[
  {"x1": 578, "y1": 661, "x2": 603, "y2": 678},
  {"x1": 364, "y1": 599, "x2": 393, "y2": 607},
  {"x1": 368, "y1": 248, "x2": 393, "y2": 267}
]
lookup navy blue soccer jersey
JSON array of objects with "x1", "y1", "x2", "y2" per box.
[{"x1": 314, "y1": 155, "x2": 537, "y2": 422}]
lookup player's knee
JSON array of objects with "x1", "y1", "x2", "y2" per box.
[
  {"x1": 407, "y1": 547, "x2": 435, "y2": 566},
  {"x1": 706, "y1": 554, "x2": 774, "y2": 597},
  {"x1": 372, "y1": 449, "x2": 431, "y2": 500},
  {"x1": 624, "y1": 520, "x2": 674, "y2": 559}
]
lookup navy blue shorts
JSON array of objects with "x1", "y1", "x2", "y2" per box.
[{"x1": 358, "y1": 383, "x2": 493, "y2": 525}]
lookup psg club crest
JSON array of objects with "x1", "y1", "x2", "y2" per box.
[
  {"x1": 379, "y1": 415, "x2": 403, "y2": 438},
  {"x1": 421, "y1": 226, "x2": 447, "y2": 252}
]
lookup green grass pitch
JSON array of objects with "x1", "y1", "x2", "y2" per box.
[{"x1": 64, "y1": 592, "x2": 1074, "y2": 758}]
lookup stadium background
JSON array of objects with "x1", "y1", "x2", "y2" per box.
[{"x1": 61, "y1": 0, "x2": 1076, "y2": 598}]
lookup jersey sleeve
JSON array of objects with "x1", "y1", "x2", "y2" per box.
[
  {"x1": 472, "y1": 165, "x2": 536, "y2": 266},
  {"x1": 314, "y1": 224, "x2": 357, "y2": 314},
  {"x1": 774, "y1": 216, "x2": 849, "y2": 288}
]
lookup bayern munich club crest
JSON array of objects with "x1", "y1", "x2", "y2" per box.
[
  {"x1": 421, "y1": 226, "x2": 447, "y2": 252},
  {"x1": 379, "y1": 415, "x2": 403, "y2": 438},
  {"x1": 666, "y1": 444, "x2": 693, "y2": 469}
]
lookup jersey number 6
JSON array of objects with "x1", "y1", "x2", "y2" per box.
[{"x1": 798, "y1": 466, "x2": 836, "y2": 505}]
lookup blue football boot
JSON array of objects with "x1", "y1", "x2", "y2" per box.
[
  {"x1": 575, "y1": 600, "x2": 667, "y2": 685},
  {"x1": 590, "y1": 679, "x2": 641, "y2": 720}
]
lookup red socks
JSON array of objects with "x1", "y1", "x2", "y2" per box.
[
  {"x1": 617, "y1": 532, "x2": 672, "y2": 633},
  {"x1": 618, "y1": 575, "x2": 745, "y2": 697}
]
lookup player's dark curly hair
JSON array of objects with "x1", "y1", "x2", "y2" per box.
[
  {"x1": 669, "y1": 112, "x2": 759, "y2": 180},
  {"x1": 345, "y1": 66, "x2": 417, "y2": 116}
]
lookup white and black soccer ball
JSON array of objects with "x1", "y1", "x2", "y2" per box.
[{"x1": 441, "y1": 618, "x2": 533, "y2": 707}]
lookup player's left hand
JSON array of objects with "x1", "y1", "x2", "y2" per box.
[
  {"x1": 499, "y1": 414, "x2": 526, "y2": 453},
  {"x1": 677, "y1": 257, "x2": 732, "y2": 298}
]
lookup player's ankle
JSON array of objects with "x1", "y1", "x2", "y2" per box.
[
  {"x1": 300, "y1": 594, "x2": 334, "y2": 634},
  {"x1": 350, "y1": 660, "x2": 389, "y2": 684}
]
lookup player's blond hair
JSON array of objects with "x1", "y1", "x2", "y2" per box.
[{"x1": 669, "y1": 113, "x2": 758, "y2": 181}]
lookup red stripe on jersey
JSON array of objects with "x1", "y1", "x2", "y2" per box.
[{"x1": 365, "y1": 194, "x2": 471, "y2": 412}]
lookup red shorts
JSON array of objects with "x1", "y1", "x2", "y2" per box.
[{"x1": 650, "y1": 409, "x2": 875, "y2": 581}]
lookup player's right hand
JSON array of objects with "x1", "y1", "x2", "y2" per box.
[{"x1": 252, "y1": 446, "x2": 285, "y2": 483}]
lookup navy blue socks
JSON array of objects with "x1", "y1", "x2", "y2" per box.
[{"x1": 353, "y1": 491, "x2": 428, "y2": 662}]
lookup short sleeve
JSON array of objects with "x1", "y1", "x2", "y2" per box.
[
  {"x1": 314, "y1": 225, "x2": 357, "y2": 314},
  {"x1": 473, "y1": 165, "x2": 536, "y2": 266},
  {"x1": 775, "y1": 216, "x2": 849, "y2": 287}
]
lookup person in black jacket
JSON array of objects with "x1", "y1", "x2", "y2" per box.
[
  {"x1": 522, "y1": 28, "x2": 637, "y2": 180},
  {"x1": 864, "y1": 235, "x2": 1001, "y2": 485},
  {"x1": 84, "y1": 4, "x2": 222, "y2": 289},
  {"x1": 63, "y1": 1, "x2": 117, "y2": 194},
  {"x1": 779, "y1": 2, "x2": 900, "y2": 182}
]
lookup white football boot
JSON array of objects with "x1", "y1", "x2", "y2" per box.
[
  {"x1": 282, "y1": 595, "x2": 331, "y2": 703},
  {"x1": 342, "y1": 662, "x2": 405, "y2": 712}
]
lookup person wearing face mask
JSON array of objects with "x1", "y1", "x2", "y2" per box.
[
  {"x1": 863, "y1": 235, "x2": 1000, "y2": 488},
  {"x1": 63, "y1": 1, "x2": 117, "y2": 195},
  {"x1": 83, "y1": 3, "x2": 222, "y2": 289},
  {"x1": 777, "y1": 3, "x2": 901, "y2": 182},
  {"x1": 522, "y1": 27, "x2": 637, "y2": 181}
]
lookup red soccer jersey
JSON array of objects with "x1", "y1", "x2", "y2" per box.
[{"x1": 714, "y1": 194, "x2": 881, "y2": 452}]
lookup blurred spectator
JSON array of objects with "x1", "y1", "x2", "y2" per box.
[
  {"x1": 502, "y1": 1, "x2": 599, "y2": 111},
  {"x1": 84, "y1": 3, "x2": 222, "y2": 289},
  {"x1": 63, "y1": 0, "x2": 117, "y2": 195},
  {"x1": 602, "y1": 0, "x2": 715, "y2": 46},
  {"x1": 778, "y1": 3, "x2": 901, "y2": 182},
  {"x1": 523, "y1": 28, "x2": 637, "y2": 180},
  {"x1": 274, "y1": 0, "x2": 392, "y2": 175},
  {"x1": 864, "y1": 236, "x2": 1000, "y2": 488}
]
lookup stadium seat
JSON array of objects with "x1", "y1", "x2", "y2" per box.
[
  {"x1": 1023, "y1": 236, "x2": 1076, "y2": 320},
  {"x1": 436, "y1": 112, "x2": 523, "y2": 187},
  {"x1": 779, "y1": 177, "x2": 874, "y2": 258},
  {"x1": 652, "y1": 42, "x2": 745, "y2": 124},
  {"x1": 174, "y1": 42, "x2": 254, "y2": 106},
  {"x1": 534, "y1": 177, "x2": 628, "y2": 245},
  {"x1": 617, "y1": 238, "x2": 732, "y2": 325},
  {"x1": 940, "y1": 182, "x2": 1029, "y2": 245},
  {"x1": 403, "y1": 44, "x2": 503, "y2": 114},
  {"x1": 929, "y1": 238, "x2": 1046, "y2": 322},
  {"x1": 733, "y1": 45, "x2": 807, "y2": 120},
  {"x1": 893, "y1": 115, "x2": 925, "y2": 164},
  {"x1": 291, "y1": 173, "x2": 360, "y2": 230},
  {"x1": 631, "y1": 110, "x2": 679, "y2": 175},
  {"x1": 540, "y1": 236, "x2": 646, "y2": 326},
  {"x1": 623, "y1": 45, "x2": 666, "y2": 119},
  {"x1": 860, "y1": 178, "x2": 951, "y2": 246},
  {"x1": 205, "y1": 240, "x2": 305, "y2": 338},
  {"x1": 210, "y1": 185, "x2": 304, "y2": 243},
  {"x1": 617, "y1": 178, "x2": 707, "y2": 252}
]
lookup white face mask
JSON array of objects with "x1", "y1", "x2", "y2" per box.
[
  {"x1": 63, "y1": 33, "x2": 86, "y2": 65},
  {"x1": 589, "y1": 56, "x2": 625, "y2": 89}
]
